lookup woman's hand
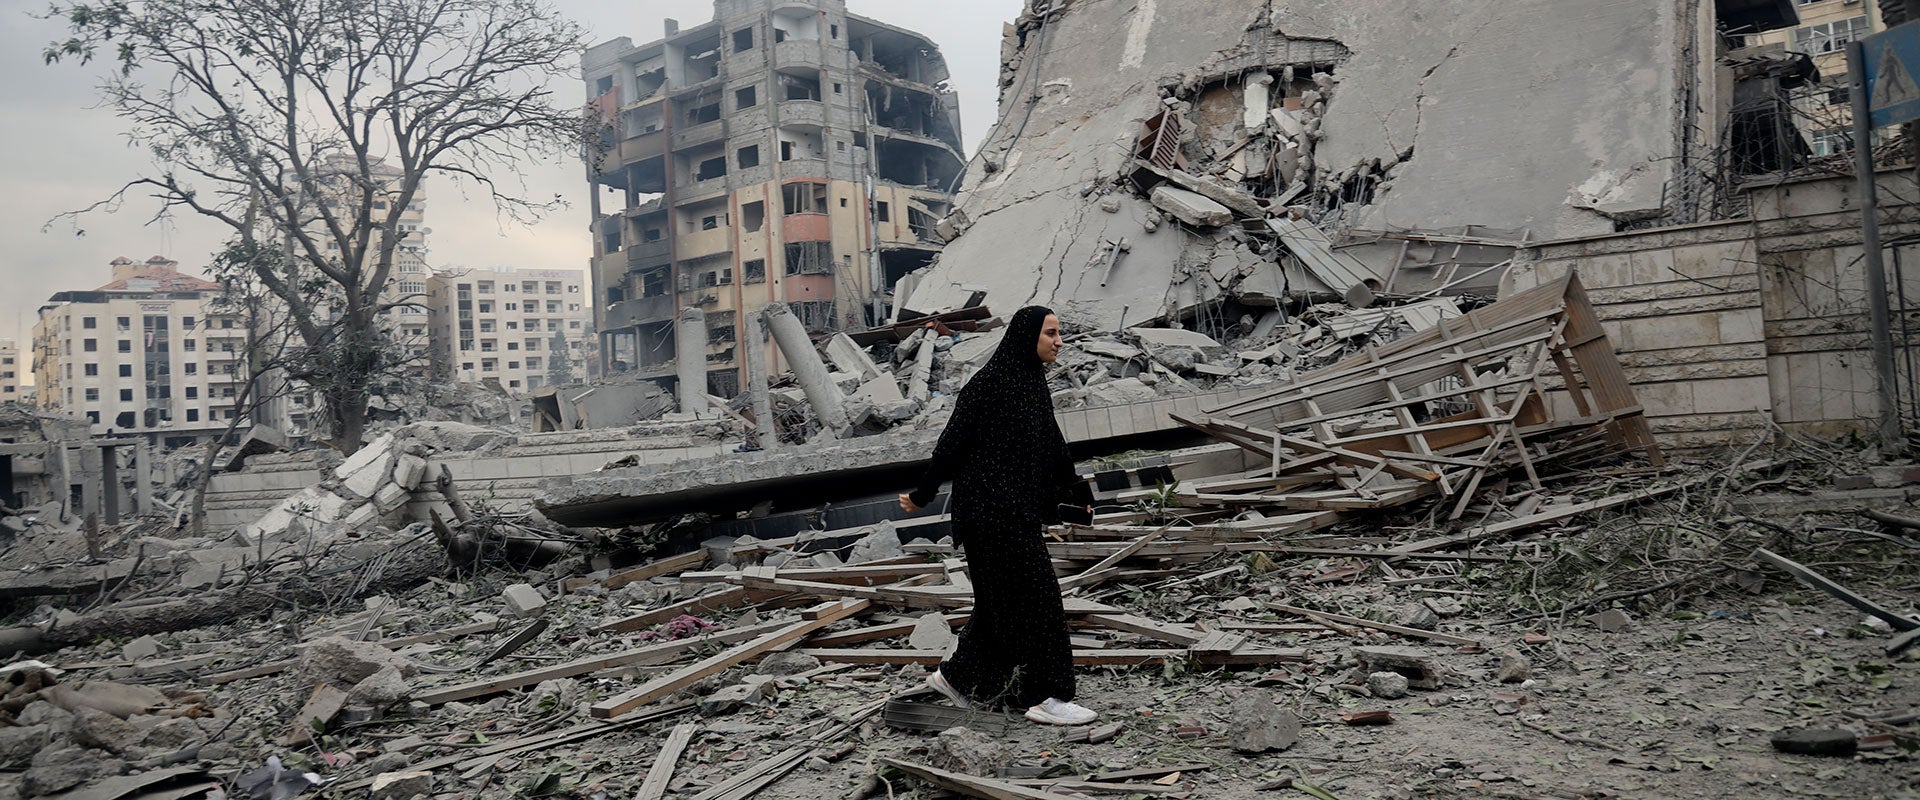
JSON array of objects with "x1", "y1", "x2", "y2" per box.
[{"x1": 899, "y1": 493, "x2": 922, "y2": 513}]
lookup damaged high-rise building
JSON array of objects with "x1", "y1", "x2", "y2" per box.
[
  {"x1": 582, "y1": 0, "x2": 963, "y2": 397},
  {"x1": 904, "y1": 0, "x2": 1810, "y2": 329}
]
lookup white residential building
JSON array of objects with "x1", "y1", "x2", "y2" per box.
[
  {"x1": 0, "y1": 340, "x2": 20, "y2": 402},
  {"x1": 426, "y1": 267, "x2": 593, "y2": 394},
  {"x1": 32, "y1": 256, "x2": 250, "y2": 448}
]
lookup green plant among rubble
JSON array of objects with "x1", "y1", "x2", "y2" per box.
[{"x1": 1131, "y1": 480, "x2": 1182, "y2": 525}]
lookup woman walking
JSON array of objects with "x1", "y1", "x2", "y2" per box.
[{"x1": 898, "y1": 305, "x2": 1098, "y2": 726}]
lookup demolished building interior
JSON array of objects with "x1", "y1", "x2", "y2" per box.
[{"x1": 4, "y1": 1, "x2": 1919, "y2": 799}]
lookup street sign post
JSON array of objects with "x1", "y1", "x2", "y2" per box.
[{"x1": 1849, "y1": 22, "x2": 1915, "y2": 452}]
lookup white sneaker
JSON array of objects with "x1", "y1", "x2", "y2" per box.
[
  {"x1": 1025, "y1": 697, "x2": 1097, "y2": 726},
  {"x1": 927, "y1": 670, "x2": 971, "y2": 709}
]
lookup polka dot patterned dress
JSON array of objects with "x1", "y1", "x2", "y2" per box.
[{"x1": 910, "y1": 305, "x2": 1093, "y2": 710}]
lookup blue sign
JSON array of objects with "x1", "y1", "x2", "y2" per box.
[{"x1": 1864, "y1": 20, "x2": 1920, "y2": 127}]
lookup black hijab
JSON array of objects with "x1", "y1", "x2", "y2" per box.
[{"x1": 912, "y1": 306, "x2": 1078, "y2": 526}]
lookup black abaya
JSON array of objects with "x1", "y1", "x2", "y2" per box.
[{"x1": 910, "y1": 305, "x2": 1092, "y2": 709}]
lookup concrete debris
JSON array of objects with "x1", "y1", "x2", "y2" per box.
[
  {"x1": 907, "y1": 612, "x2": 958, "y2": 654},
  {"x1": 1226, "y1": 690, "x2": 1299, "y2": 753},
  {"x1": 1493, "y1": 648, "x2": 1531, "y2": 684},
  {"x1": 295, "y1": 636, "x2": 419, "y2": 690},
  {"x1": 500, "y1": 583, "x2": 549, "y2": 618},
  {"x1": 927, "y1": 726, "x2": 1009, "y2": 776},
  {"x1": 1367, "y1": 671, "x2": 1410, "y2": 700},
  {"x1": 1149, "y1": 185, "x2": 1234, "y2": 228}
]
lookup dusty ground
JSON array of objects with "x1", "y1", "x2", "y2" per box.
[{"x1": 13, "y1": 455, "x2": 1920, "y2": 800}]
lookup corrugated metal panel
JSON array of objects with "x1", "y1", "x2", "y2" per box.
[{"x1": 1267, "y1": 218, "x2": 1382, "y2": 292}]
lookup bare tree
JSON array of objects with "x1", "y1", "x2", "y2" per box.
[
  {"x1": 44, "y1": 0, "x2": 594, "y2": 452},
  {"x1": 185, "y1": 237, "x2": 303, "y2": 535}
]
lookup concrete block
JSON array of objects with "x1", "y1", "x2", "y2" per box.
[
  {"x1": 334, "y1": 433, "x2": 399, "y2": 498},
  {"x1": 121, "y1": 635, "x2": 161, "y2": 662},
  {"x1": 1149, "y1": 185, "x2": 1232, "y2": 227},
  {"x1": 373, "y1": 484, "x2": 411, "y2": 515},
  {"x1": 825, "y1": 333, "x2": 881, "y2": 380},
  {"x1": 391, "y1": 455, "x2": 429, "y2": 491},
  {"x1": 501, "y1": 583, "x2": 548, "y2": 617},
  {"x1": 340, "y1": 501, "x2": 379, "y2": 531},
  {"x1": 855, "y1": 375, "x2": 905, "y2": 405}
]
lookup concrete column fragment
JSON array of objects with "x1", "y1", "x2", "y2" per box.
[
  {"x1": 825, "y1": 333, "x2": 880, "y2": 380},
  {"x1": 763, "y1": 303, "x2": 851, "y2": 437},
  {"x1": 910, "y1": 332, "x2": 936, "y2": 405},
  {"x1": 1149, "y1": 185, "x2": 1233, "y2": 228},
  {"x1": 675, "y1": 307, "x2": 708, "y2": 415},
  {"x1": 133, "y1": 442, "x2": 153, "y2": 516},
  {"x1": 745, "y1": 309, "x2": 777, "y2": 449}
]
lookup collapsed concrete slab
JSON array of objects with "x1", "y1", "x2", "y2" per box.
[{"x1": 904, "y1": 0, "x2": 1740, "y2": 329}]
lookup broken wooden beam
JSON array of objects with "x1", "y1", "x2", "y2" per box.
[
  {"x1": 635, "y1": 722, "x2": 696, "y2": 800},
  {"x1": 1754, "y1": 548, "x2": 1918, "y2": 633},
  {"x1": 589, "y1": 600, "x2": 871, "y2": 719},
  {"x1": 415, "y1": 618, "x2": 793, "y2": 706}
]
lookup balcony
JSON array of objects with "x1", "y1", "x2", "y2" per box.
[
  {"x1": 773, "y1": 40, "x2": 830, "y2": 71},
  {"x1": 606, "y1": 293, "x2": 676, "y2": 330},
  {"x1": 625, "y1": 238, "x2": 673, "y2": 270},
  {"x1": 672, "y1": 119, "x2": 726, "y2": 150},
  {"x1": 777, "y1": 99, "x2": 827, "y2": 129}
]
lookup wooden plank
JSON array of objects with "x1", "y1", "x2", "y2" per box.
[
  {"x1": 722, "y1": 574, "x2": 968, "y2": 609},
  {"x1": 564, "y1": 550, "x2": 708, "y2": 592},
  {"x1": 1059, "y1": 524, "x2": 1174, "y2": 591},
  {"x1": 804, "y1": 614, "x2": 969, "y2": 648},
  {"x1": 1267, "y1": 603, "x2": 1482, "y2": 647},
  {"x1": 590, "y1": 600, "x2": 871, "y2": 718},
  {"x1": 635, "y1": 723, "x2": 696, "y2": 800},
  {"x1": 590, "y1": 586, "x2": 776, "y2": 635},
  {"x1": 1755, "y1": 548, "x2": 1920, "y2": 632},
  {"x1": 881, "y1": 757, "x2": 1103, "y2": 800},
  {"x1": 682, "y1": 562, "x2": 945, "y2": 586},
  {"x1": 1082, "y1": 613, "x2": 1205, "y2": 646},
  {"x1": 802, "y1": 647, "x2": 1304, "y2": 667},
  {"x1": 1390, "y1": 481, "x2": 1690, "y2": 554},
  {"x1": 415, "y1": 618, "x2": 793, "y2": 705}
]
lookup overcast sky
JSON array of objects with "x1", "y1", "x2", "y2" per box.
[{"x1": 0, "y1": 0, "x2": 1021, "y2": 384}]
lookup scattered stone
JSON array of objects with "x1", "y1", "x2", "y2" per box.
[
  {"x1": 370, "y1": 771, "x2": 433, "y2": 800},
  {"x1": 1367, "y1": 671, "x2": 1410, "y2": 699},
  {"x1": 1226, "y1": 690, "x2": 1299, "y2": 753},
  {"x1": 139, "y1": 717, "x2": 208, "y2": 753},
  {"x1": 362, "y1": 752, "x2": 411, "y2": 775},
  {"x1": 70, "y1": 707, "x2": 145, "y2": 755},
  {"x1": 501, "y1": 583, "x2": 548, "y2": 617},
  {"x1": 383, "y1": 735, "x2": 430, "y2": 754},
  {"x1": 0, "y1": 726, "x2": 49, "y2": 768},
  {"x1": 908, "y1": 612, "x2": 958, "y2": 654},
  {"x1": 1353, "y1": 646, "x2": 1448, "y2": 689},
  {"x1": 1592, "y1": 609, "x2": 1632, "y2": 633},
  {"x1": 348, "y1": 665, "x2": 412, "y2": 708},
  {"x1": 1494, "y1": 648, "x2": 1532, "y2": 683},
  {"x1": 1770, "y1": 728, "x2": 1857, "y2": 757},
  {"x1": 928, "y1": 727, "x2": 1009, "y2": 776},
  {"x1": 844, "y1": 522, "x2": 904, "y2": 564},
  {"x1": 757, "y1": 652, "x2": 822, "y2": 676},
  {"x1": 121, "y1": 635, "x2": 162, "y2": 662},
  {"x1": 1397, "y1": 604, "x2": 1441, "y2": 631},
  {"x1": 295, "y1": 636, "x2": 417, "y2": 688},
  {"x1": 699, "y1": 682, "x2": 766, "y2": 717},
  {"x1": 24, "y1": 746, "x2": 123, "y2": 796}
]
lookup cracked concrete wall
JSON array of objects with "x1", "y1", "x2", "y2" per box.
[{"x1": 909, "y1": 0, "x2": 1701, "y2": 328}]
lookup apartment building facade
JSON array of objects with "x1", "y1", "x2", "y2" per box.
[
  {"x1": 0, "y1": 340, "x2": 19, "y2": 402},
  {"x1": 1741, "y1": 0, "x2": 1887, "y2": 156},
  {"x1": 582, "y1": 0, "x2": 962, "y2": 397},
  {"x1": 425, "y1": 267, "x2": 595, "y2": 393},
  {"x1": 31, "y1": 257, "x2": 249, "y2": 448}
]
